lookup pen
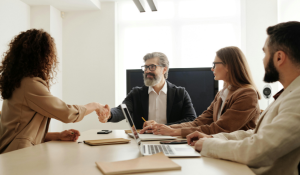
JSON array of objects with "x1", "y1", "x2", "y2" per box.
[{"x1": 141, "y1": 117, "x2": 146, "y2": 122}]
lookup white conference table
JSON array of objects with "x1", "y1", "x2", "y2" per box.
[{"x1": 0, "y1": 129, "x2": 254, "y2": 175}]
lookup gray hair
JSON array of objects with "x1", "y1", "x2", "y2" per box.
[{"x1": 143, "y1": 52, "x2": 169, "y2": 79}]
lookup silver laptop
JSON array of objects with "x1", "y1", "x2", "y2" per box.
[{"x1": 121, "y1": 104, "x2": 201, "y2": 157}]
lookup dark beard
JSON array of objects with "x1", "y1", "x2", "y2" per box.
[{"x1": 263, "y1": 55, "x2": 279, "y2": 83}]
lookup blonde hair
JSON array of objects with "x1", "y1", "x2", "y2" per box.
[{"x1": 216, "y1": 46, "x2": 261, "y2": 99}]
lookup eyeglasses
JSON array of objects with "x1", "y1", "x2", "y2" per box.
[
  {"x1": 212, "y1": 62, "x2": 224, "y2": 69},
  {"x1": 141, "y1": 64, "x2": 163, "y2": 71}
]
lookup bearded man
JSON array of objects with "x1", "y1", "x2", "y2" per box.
[
  {"x1": 186, "y1": 21, "x2": 300, "y2": 175},
  {"x1": 100, "y1": 52, "x2": 197, "y2": 129}
]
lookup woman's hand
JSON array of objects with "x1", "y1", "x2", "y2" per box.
[
  {"x1": 186, "y1": 131, "x2": 212, "y2": 146},
  {"x1": 60, "y1": 129, "x2": 81, "y2": 141},
  {"x1": 152, "y1": 124, "x2": 181, "y2": 136},
  {"x1": 84, "y1": 102, "x2": 111, "y2": 123},
  {"x1": 96, "y1": 104, "x2": 111, "y2": 123}
]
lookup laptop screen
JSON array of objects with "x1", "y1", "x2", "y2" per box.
[{"x1": 121, "y1": 104, "x2": 141, "y2": 145}]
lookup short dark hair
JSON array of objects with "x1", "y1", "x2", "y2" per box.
[{"x1": 267, "y1": 21, "x2": 300, "y2": 65}]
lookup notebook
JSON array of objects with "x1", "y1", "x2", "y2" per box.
[
  {"x1": 95, "y1": 152, "x2": 181, "y2": 175},
  {"x1": 84, "y1": 138, "x2": 130, "y2": 146}
]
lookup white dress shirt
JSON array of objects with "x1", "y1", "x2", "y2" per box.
[
  {"x1": 217, "y1": 88, "x2": 229, "y2": 120},
  {"x1": 148, "y1": 82, "x2": 167, "y2": 124}
]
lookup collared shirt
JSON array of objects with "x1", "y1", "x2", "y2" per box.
[
  {"x1": 148, "y1": 81, "x2": 168, "y2": 124},
  {"x1": 217, "y1": 88, "x2": 229, "y2": 120},
  {"x1": 273, "y1": 88, "x2": 284, "y2": 100}
]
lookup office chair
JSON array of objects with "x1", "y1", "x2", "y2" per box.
[{"x1": 298, "y1": 162, "x2": 300, "y2": 174}]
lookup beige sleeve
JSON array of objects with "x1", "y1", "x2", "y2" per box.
[
  {"x1": 201, "y1": 88, "x2": 300, "y2": 167},
  {"x1": 212, "y1": 129, "x2": 255, "y2": 140},
  {"x1": 23, "y1": 77, "x2": 87, "y2": 123}
]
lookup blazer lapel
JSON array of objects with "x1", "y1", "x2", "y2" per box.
[
  {"x1": 213, "y1": 98, "x2": 223, "y2": 121},
  {"x1": 214, "y1": 88, "x2": 235, "y2": 121},
  {"x1": 167, "y1": 81, "x2": 175, "y2": 123},
  {"x1": 141, "y1": 86, "x2": 149, "y2": 120},
  {"x1": 254, "y1": 106, "x2": 271, "y2": 133},
  {"x1": 254, "y1": 78, "x2": 299, "y2": 133}
]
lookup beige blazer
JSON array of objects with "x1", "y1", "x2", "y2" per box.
[
  {"x1": 201, "y1": 75, "x2": 300, "y2": 175},
  {"x1": 0, "y1": 77, "x2": 87, "y2": 154},
  {"x1": 170, "y1": 86, "x2": 260, "y2": 137}
]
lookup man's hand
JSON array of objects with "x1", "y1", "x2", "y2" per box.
[
  {"x1": 139, "y1": 125, "x2": 154, "y2": 134},
  {"x1": 194, "y1": 138, "x2": 207, "y2": 152},
  {"x1": 143, "y1": 120, "x2": 157, "y2": 128},
  {"x1": 60, "y1": 129, "x2": 81, "y2": 142},
  {"x1": 186, "y1": 131, "x2": 212, "y2": 146},
  {"x1": 97, "y1": 104, "x2": 111, "y2": 123}
]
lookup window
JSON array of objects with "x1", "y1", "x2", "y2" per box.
[{"x1": 116, "y1": 0, "x2": 241, "y2": 104}]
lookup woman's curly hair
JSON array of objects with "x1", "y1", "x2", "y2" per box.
[{"x1": 0, "y1": 29, "x2": 58, "y2": 99}]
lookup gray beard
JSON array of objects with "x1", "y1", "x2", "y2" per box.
[{"x1": 143, "y1": 73, "x2": 162, "y2": 87}]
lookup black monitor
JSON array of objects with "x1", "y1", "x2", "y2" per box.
[{"x1": 126, "y1": 68, "x2": 218, "y2": 116}]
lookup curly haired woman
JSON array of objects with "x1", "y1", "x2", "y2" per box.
[{"x1": 0, "y1": 29, "x2": 110, "y2": 154}]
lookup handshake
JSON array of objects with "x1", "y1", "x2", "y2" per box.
[{"x1": 91, "y1": 103, "x2": 111, "y2": 123}]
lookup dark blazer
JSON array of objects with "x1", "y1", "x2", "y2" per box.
[{"x1": 108, "y1": 81, "x2": 197, "y2": 129}]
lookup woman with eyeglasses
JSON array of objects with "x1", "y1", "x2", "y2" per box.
[{"x1": 140, "y1": 46, "x2": 261, "y2": 137}]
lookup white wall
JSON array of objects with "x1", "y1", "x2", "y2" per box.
[
  {"x1": 30, "y1": 5, "x2": 63, "y2": 132},
  {"x1": 49, "y1": 6, "x2": 63, "y2": 132},
  {"x1": 50, "y1": 6, "x2": 63, "y2": 101},
  {"x1": 278, "y1": 0, "x2": 300, "y2": 22},
  {"x1": 242, "y1": 0, "x2": 279, "y2": 110},
  {"x1": 0, "y1": 0, "x2": 30, "y2": 108},
  {"x1": 277, "y1": 0, "x2": 300, "y2": 91},
  {"x1": 30, "y1": 6, "x2": 50, "y2": 32},
  {"x1": 62, "y1": 2, "x2": 129, "y2": 132}
]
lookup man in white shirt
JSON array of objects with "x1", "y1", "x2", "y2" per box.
[
  {"x1": 186, "y1": 21, "x2": 300, "y2": 175},
  {"x1": 100, "y1": 52, "x2": 197, "y2": 129}
]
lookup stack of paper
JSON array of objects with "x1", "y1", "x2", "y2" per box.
[
  {"x1": 95, "y1": 152, "x2": 181, "y2": 175},
  {"x1": 84, "y1": 138, "x2": 130, "y2": 146}
]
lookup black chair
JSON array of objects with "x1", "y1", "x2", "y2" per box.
[{"x1": 298, "y1": 162, "x2": 300, "y2": 174}]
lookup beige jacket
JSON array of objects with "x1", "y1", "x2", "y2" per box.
[
  {"x1": 0, "y1": 77, "x2": 87, "y2": 154},
  {"x1": 170, "y1": 86, "x2": 260, "y2": 137},
  {"x1": 201, "y1": 75, "x2": 300, "y2": 175}
]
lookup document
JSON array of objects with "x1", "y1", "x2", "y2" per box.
[
  {"x1": 95, "y1": 152, "x2": 181, "y2": 175},
  {"x1": 84, "y1": 138, "x2": 130, "y2": 146}
]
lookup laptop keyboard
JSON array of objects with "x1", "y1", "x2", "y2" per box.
[{"x1": 144, "y1": 145, "x2": 174, "y2": 155}]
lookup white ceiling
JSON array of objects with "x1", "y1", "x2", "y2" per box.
[{"x1": 21, "y1": 0, "x2": 102, "y2": 12}]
